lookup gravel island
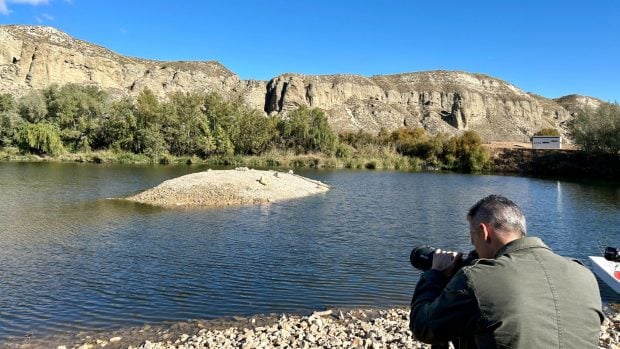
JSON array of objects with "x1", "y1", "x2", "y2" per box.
[{"x1": 126, "y1": 168, "x2": 330, "y2": 208}]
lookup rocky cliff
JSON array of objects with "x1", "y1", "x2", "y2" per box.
[{"x1": 0, "y1": 25, "x2": 604, "y2": 141}]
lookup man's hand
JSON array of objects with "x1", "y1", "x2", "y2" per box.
[{"x1": 431, "y1": 249, "x2": 463, "y2": 278}]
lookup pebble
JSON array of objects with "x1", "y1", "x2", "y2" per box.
[{"x1": 46, "y1": 306, "x2": 620, "y2": 349}]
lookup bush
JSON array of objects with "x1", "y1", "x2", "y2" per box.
[
  {"x1": 569, "y1": 103, "x2": 620, "y2": 154},
  {"x1": 534, "y1": 128, "x2": 561, "y2": 137}
]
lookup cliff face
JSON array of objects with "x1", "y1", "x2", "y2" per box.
[
  {"x1": 0, "y1": 25, "x2": 267, "y2": 105},
  {"x1": 264, "y1": 72, "x2": 579, "y2": 140},
  {"x1": 0, "y1": 25, "x2": 604, "y2": 141}
]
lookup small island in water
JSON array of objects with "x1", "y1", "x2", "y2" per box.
[{"x1": 126, "y1": 168, "x2": 330, "y2": 208}]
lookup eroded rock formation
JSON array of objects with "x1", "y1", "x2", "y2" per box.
[{"x1": 0, "y1": 25, "x2": 605, "y2": 141}]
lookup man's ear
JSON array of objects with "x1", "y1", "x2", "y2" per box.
[{"x1": 480, "y1": 223, "x2": 492, "y2": 243}]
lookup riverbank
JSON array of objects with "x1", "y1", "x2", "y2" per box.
[
  {"x1": 5, "y1": 306, "x2": 618, "y2": 349},
  {"x1": 3, "y1": 146, "x2": 620, "y2": 183},
  {"x1": 0, "y1": 148, "x2": 423, "y2": 171},
  {"x1": 489, "y1": 147, "x2": 620, "y2": 182}
]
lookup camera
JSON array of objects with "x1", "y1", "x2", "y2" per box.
[
  {"x1": 604, "y1": 246, "x2": 620, "y2": 262},
  {"x1": 410, "y1": 246, "x2": 479, "y2": 271}
]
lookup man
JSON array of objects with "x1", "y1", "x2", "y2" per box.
[{"x1": 410, "y1": 194, "x2": 603, "y2": 348}]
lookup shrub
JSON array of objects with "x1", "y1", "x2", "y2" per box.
[
  {"x1": 569, "y1": 103, "x2": 620, "y2": 154},
  {"x1": 534, "y1": 128, "x2": 561, "y2": 137}
]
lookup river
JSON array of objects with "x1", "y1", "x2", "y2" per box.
[{"x1": 0, "y1": 162, "x2": 618, "y2": 343}]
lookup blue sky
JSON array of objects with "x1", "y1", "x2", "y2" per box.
[{"x1": 0, "y1": 0, "x2": 618, "y2": 102}]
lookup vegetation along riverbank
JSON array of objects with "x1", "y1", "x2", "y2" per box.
[{"x1": 1, "y1": 86, "x2": 619, "y2": 181}]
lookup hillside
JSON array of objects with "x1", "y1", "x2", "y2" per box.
[{"x1": 0, "y1": 25, "x2": 605, "y2": 141}]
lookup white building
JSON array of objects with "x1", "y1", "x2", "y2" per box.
[{"x1": 531, "y1": 136, "x2": 562, "y2": 149}]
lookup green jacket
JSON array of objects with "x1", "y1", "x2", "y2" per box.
[{"x1": 410, "y1": 237, "x2": 604, "y2": 348}]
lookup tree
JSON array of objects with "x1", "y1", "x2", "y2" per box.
[
  {"x1": 133, "y1": 88, "x2": 165, "y2": 157},
  {"x1": 13, "y1": 122, "x2": 64, "y2": 156},
  {"x1": 280, "y1": 106, "x2": 338, "y2": 154},
  {"x1": 569, "y1": 103, "x2": 620, "y2": 154},
  {"x1": 0, "y1": 93, "x2": 21, "y2": 146},
  {"x1": 0, "y1": 93, "x2": 16, "y2": 112},
  {"x1": 212, "y1": 124, "x2": 234, "y2": 157},
  {"x1": 232, "y1": 110, "x2": 278, "y2": 155},
  {"x1": 18, "y1": 91, "x2": 48, "y2": 123},
  {"x1": 201, "y1": 93, "x2": 236, "y2": 156},
  {"x1": 97, "y1": 98, "x2": 137, "y2": 151},
  {"x1": 43, "y1": 84, "x2": 110, "y2": 151},
  {"x1": 161, "y1": 92, "x2": 222, "y2": 157}
]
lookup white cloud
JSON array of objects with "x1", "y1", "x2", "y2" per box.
[
  {"x1": 0, "y1": 1, "x2": 9, "y2": 15},
  {"x1": 1, "y1": 0, "x2": 50, "y2": 15},
  {"x1": 34, "y1": 12, "x2": 52, "y2": 22},
  {"x1": 10, "y1": 0, "x2": 49, "y2": 4}
]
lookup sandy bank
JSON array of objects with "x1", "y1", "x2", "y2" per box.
[{"x1": 126, "y1": 168, "x2": 330, "y2": 208}]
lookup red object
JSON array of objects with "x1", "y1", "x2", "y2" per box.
[{"x1": 615, "y1": 270, "x2": 620, "y2": 280}]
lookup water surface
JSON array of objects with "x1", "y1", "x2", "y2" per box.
[{"x1": 0, "y1": 163, "x2": 618, "y2": 342}]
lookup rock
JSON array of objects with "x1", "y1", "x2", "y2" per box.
[
  {"x1": 59, "y1": 306, "x2": 620, "y2": 349},
  {"x1": 258, "y1": 175, "x2": 269, "y2": 185}
]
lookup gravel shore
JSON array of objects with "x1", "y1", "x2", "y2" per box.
[
  {"x1": 13, "y1": 305, "x2": 614, "y2": 349},
  {"x1": 126, "y1": 168, "x2": 329, "y2": 208}
]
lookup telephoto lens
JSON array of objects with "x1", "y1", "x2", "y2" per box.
[
  {"x1": 410, "y1": 246, "x2": 479, "y2": 271},
  {"x1": 410, "y1": 246, "x2": 437, "y2": 271}
]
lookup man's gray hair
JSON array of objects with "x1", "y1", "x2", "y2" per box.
[{"x1": 467, "y1": 195, "x2": 527, "y2": 237}]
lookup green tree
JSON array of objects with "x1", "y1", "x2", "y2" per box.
[
  {"x1": 213, "y1": 124, "x2": 234, "y2": 157},
  {"x1": 0, "y1": 93, "x2": 21, "y2": 146},
  {"x1": 232, "y1": 110, "x2": 278, "y2": 155},
  {"x1": 201, "y1": 93, "x2": 236, "y2": 156},
  {"x1": 569, "y1": 103, "x2": 620, "y2": 154},
  {"x1": 97, "y1": 98, "x2": 137, "y2": 151},
  {"x1": 18, "y1": 91, "x2": 48, "y2": 123},
  {"x1": 13, "y1": 122, "x2": 64, "y2": 156},
  {"x1": 162, "y1": 92, "x2": 213, "y2": 156},
  {"x1": 0, "y1": 93, "x2": 16, "y2": 112},
  {"x1": 280, "y1": 106, "x2": 338, "y2": 154},
  {"x1": 134, "y1": 88, "x2": 165, "y2": 157},
  {"x1": 43, "y1": 84, "x2": 110, "y2": 151}
]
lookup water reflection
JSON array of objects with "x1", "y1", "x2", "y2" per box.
[{"x1": 0, "y1": 163, "x2": 618, "y2": 342}]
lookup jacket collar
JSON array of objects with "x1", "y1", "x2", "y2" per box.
[{"x1": 494, "y1": 236, "x2": 550, "y2": 258}]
